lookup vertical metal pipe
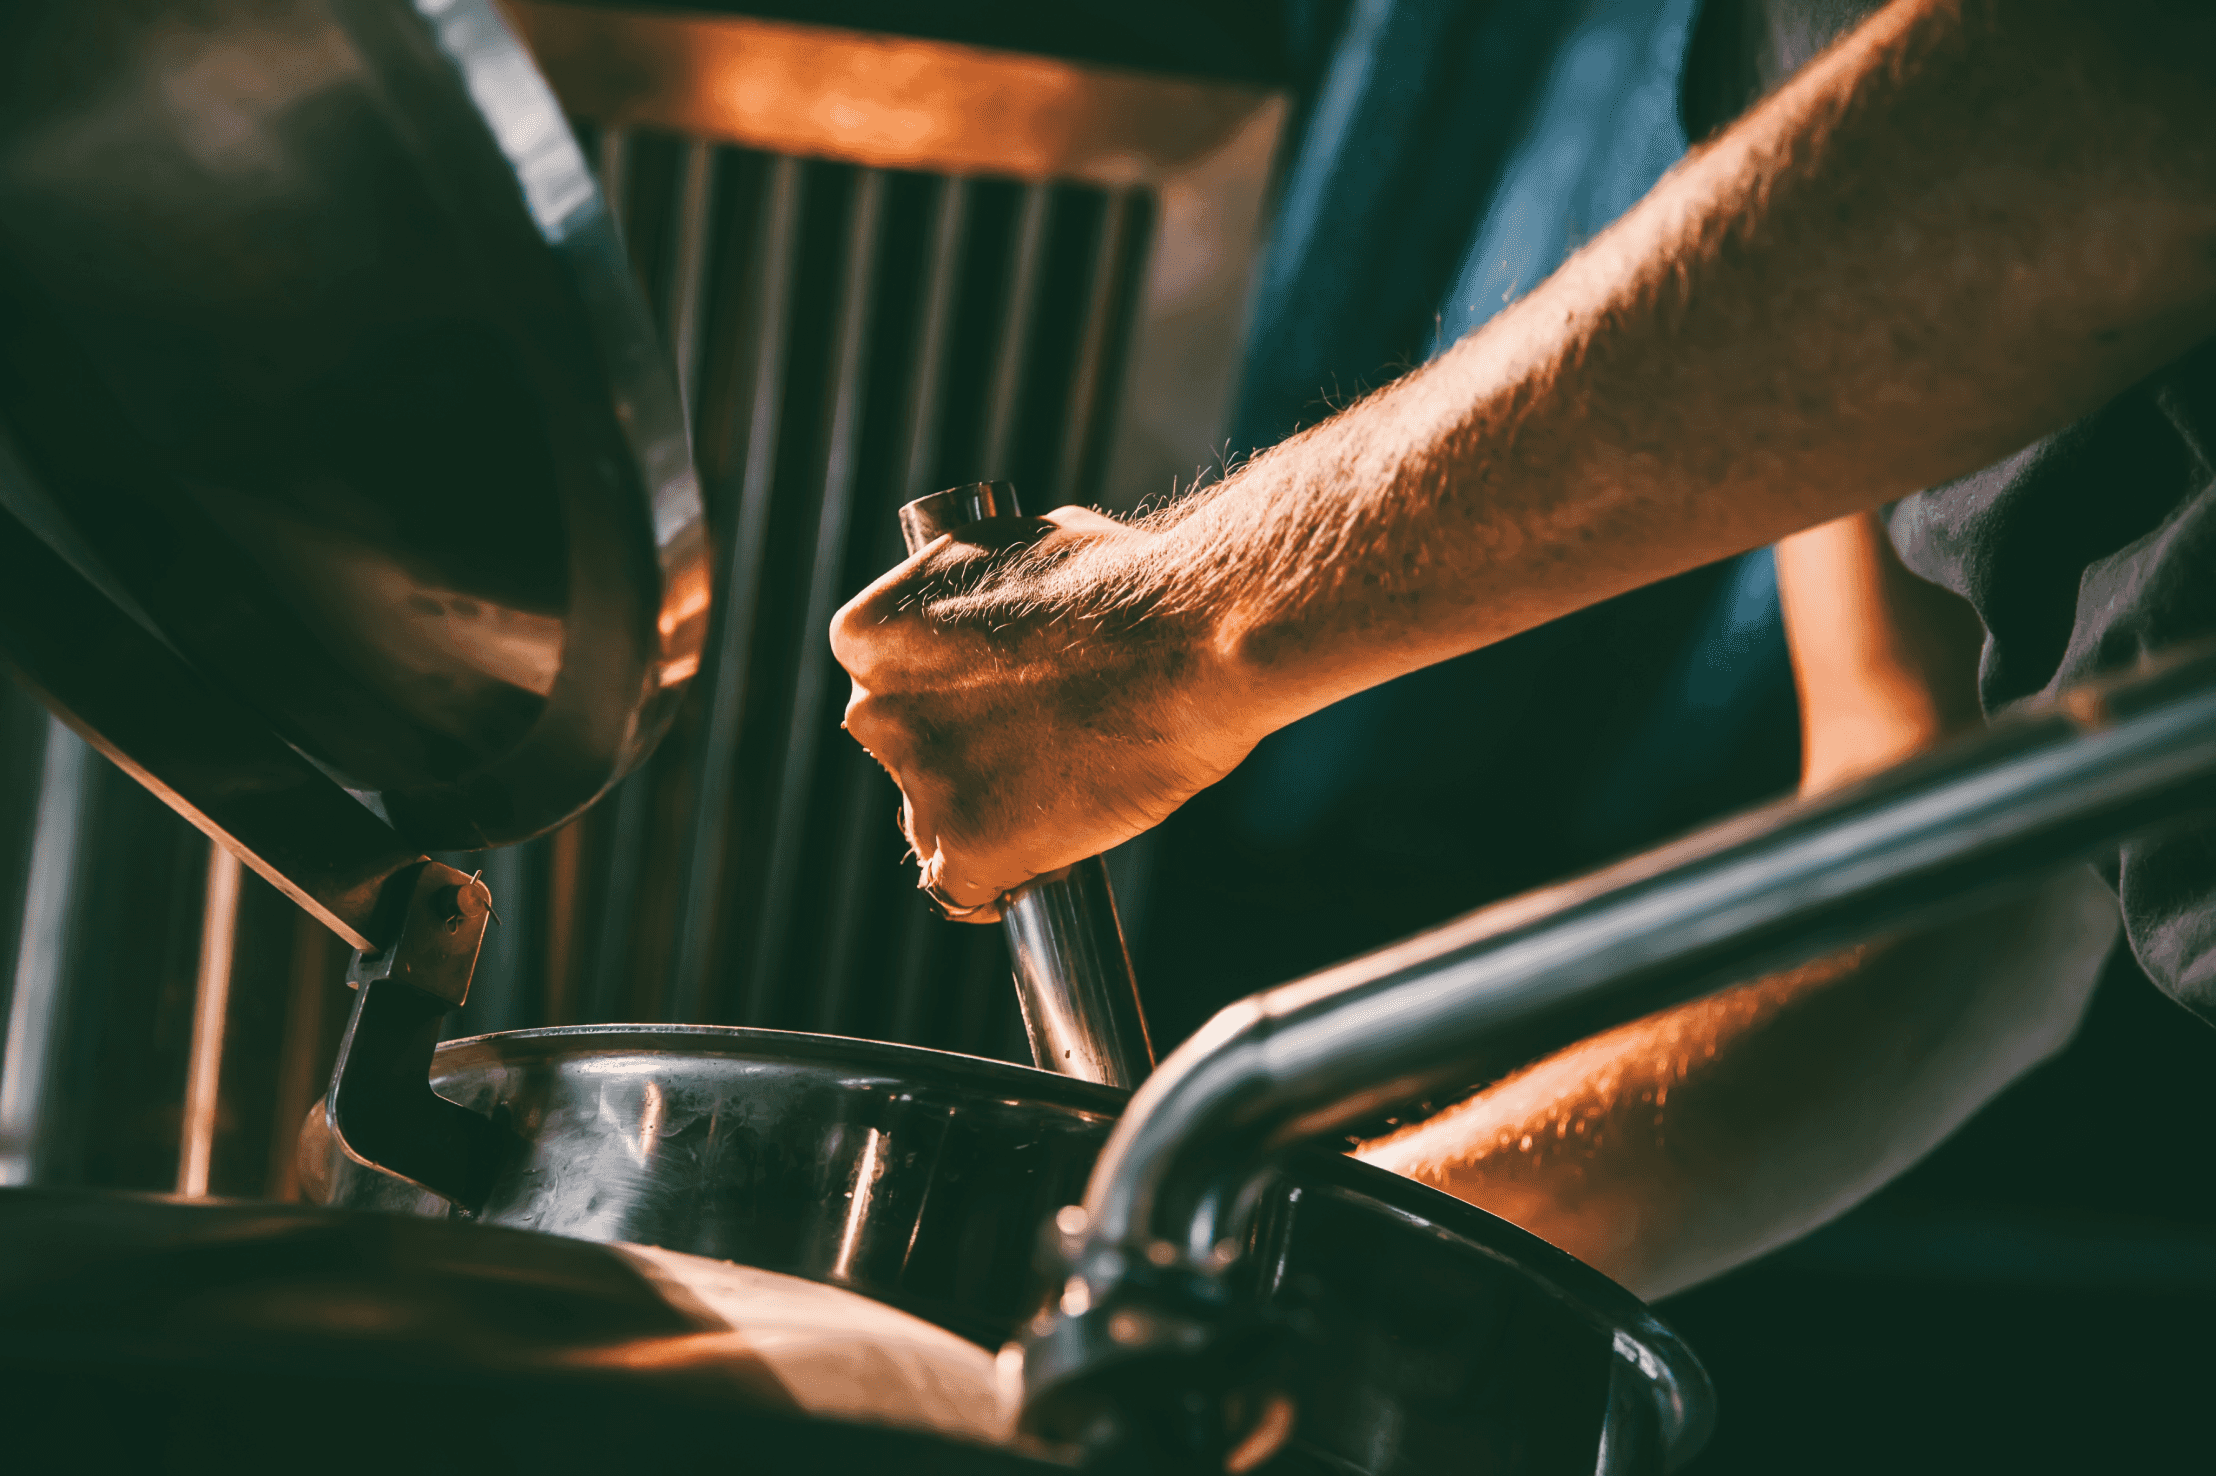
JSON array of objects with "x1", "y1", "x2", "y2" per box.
[
  {"x1": 817, "y1": 174, "x2": 969, "y2": 1035},
  {"x1": 0, "y1": 718, "x2": 92, "y2": 1187},
  {"x1": 665, "y1": 153, "x2": 805, "y2": 1022},
  {"x1": 1054, "y1": 188, "x2": 1137, "y2": 502},
  {"x1": 740, "y1": 168, "x2": 888, "y2": 1025},
  {"x1": 175, "y1": 840, "x2": 242, "y2": 1198},
  {"x1": 980, "y1": 181, "x2": 1052, "y2": 475},
  {"x1": 666, "y1": 137, "x2": 719, "y2": 415}
]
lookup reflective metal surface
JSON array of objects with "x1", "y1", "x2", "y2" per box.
[
  {"x1": 1000, "y1": 856, "x2": 1155, "y2": 1088},
  {"x1": 0, "y1": 1187, "x2": 1058, "y2": 1474},
  {"x1": 898, "y1": 483, "x2": 1155, "y2": 1090},
  {"x1": 308, "y1": 1024, "x2": 1120, "y2": 1343},
  {"x1": 1024, "y1": 645, "x2": 2216, "y2": 1463},
  {"x1": 502, "y1": 0, "x2": 1278, "y2": 186},
  {"x1": 0, "y1": 507, "x2": 427, "y2": 948},
  {"x1": 303, "y1": 1025, "x2": 1708, "y2": 1474},
  {"x1": 0, "y1": 0, "x2": 708, "y2": 855}
]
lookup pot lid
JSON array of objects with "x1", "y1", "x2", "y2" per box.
[{"x1": 0, "y1": 0, "x2": 706, "y2": 930}]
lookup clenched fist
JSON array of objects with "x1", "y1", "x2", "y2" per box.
[{"x1": 831, "y1": 505, "x2": 1260, "y2": 921}]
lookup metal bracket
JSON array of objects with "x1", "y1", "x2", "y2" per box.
[{"x1": 325, "y1": 862, "x2": 512, "y2": 1210}]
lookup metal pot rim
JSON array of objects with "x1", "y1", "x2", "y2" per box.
[
  {"x1": 425, "y1": 1023, "x2": 1713, "y2": 1459},
  {"x1": 433, "y1": 1023, "x2": 1133, "y2": 1114},
  {"x1": 1299, "y1": 1153, "x2": 1715, "y2": 1465}
]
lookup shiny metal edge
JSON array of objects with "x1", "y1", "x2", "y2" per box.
[
  {"x1": 499, "y1": 0, "x2": 1280, "y2": 185},
  {"x1": 430, "y1": 1022, "x2": 1134, "y2": 1112},
  {"x1": 414, "y1": 0, "x2": 712, "y2": 799}
]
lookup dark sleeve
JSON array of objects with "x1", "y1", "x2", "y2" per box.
[{"x1": 1888, "y1": 338, "x2": 2216, "y2": 1027}]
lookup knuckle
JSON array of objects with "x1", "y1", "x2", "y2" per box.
[{"x1": 828, "y1": 595, "x2": 875, "y2": 666}]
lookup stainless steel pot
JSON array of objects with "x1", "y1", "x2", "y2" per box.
[
  {"x1": 306, "y1": 1025, "x2": 1121, "y2": 1344},
  {"x1": 305, "y1": 1025, "x2": 1710, "y2": 1474}
]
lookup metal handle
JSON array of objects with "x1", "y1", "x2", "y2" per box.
[{"x1": 898, "y1": 482, "x2": 1155, "y2": 1088}]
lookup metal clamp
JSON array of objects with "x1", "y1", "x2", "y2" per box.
[{"x1": 326, "y1": 862, "x2": 513, "y2": 1210}]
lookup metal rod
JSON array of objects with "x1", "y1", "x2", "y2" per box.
[
  {"x1": 818, "y1": 174, "x2": 970, "y2": 1035},
  {"x1": 176, "y1": 840, "x2": 242, "y2": 1197},
  {"x1": 980, "y1": 181, "x2": 1051, "y2": 475},
  {"x1": 0, "y1": 717, "x2": 92, "y2": 1186},
  {"x1": 896, "y1": 482, "x2": 1154, "y2": 1087},
  {"x1": 1020, "y1": 648, "x2": 2216, "y2": 1435},
  {"x1": 666, "y1": 153, "x2": 804, "y2": 1022},
  {"x1": 1045, "y1": 647, "x2": 2216, "y2": 1303},
  {"x1": 999, "y1": 858, "x2": 1152, "y2": 1081},
  {"x1": 742, "y1": 168, "x2": 888, "y2": 1024}
]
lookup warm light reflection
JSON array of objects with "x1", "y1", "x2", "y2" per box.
[{"x1": 502, "y1": 1, "x2": 1276, "y2": 188}]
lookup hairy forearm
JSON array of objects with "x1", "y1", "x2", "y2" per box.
[
  {"x1": 1356, "y1": 504, "x2": 2096, "y2": 1301},
  {"x1": 1358, "y1": 870, "x2": 2118, "y2": 1300},
  {"x1": 1077, "y1": 0, "x2": 2216, "y2": 734},
  {"x1": 833, "y1": 0, "x2": 2216, "y2": 910}
]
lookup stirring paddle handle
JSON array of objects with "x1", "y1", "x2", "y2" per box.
[{"x1": 897, "y1": 482, "x2": 1154, "y2": 1088}]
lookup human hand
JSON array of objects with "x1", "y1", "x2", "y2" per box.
[{"x1": 832, "y1": 505, "x2": 1256, "y2": 920}]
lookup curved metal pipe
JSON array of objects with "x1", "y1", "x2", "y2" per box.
[{"x1": 1025, "y1": 646, "x2": 2216, "y2": 1420}]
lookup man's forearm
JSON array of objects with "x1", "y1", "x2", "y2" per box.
[
  {"x1": 835, "y1": 0, "x2": 2216, "y2": 909},
  {"x1": 1117, "y1": 0, "x2": 2216, "y2": 733},
  {"x1": 1357, "y1": 870, "x2": 2119, "y2": 1300}
]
